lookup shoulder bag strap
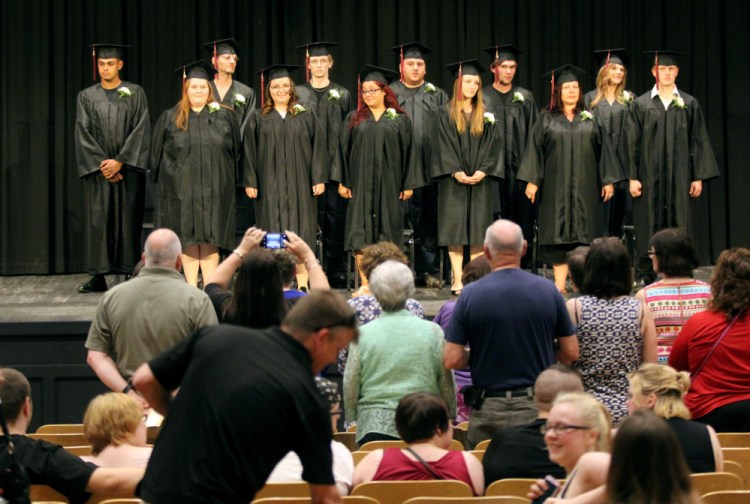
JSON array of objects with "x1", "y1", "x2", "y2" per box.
[
  {"x1": 692, "y1": 314, "x2": 741, "y2": 379},
  {"x1": 404, "y1": 447, "x2": 443, "y2": 479}
]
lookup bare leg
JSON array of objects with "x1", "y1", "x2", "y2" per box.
[
  {"x1": 469, "y1": 245, "x2": 484, "y2": 261},
  {"x1": 354, "y1": 251, "x2": 366, "y2": 287},
  {"x1": 182, "y1": 245, "x2": 200, "y2": 287},
  {"x1": 295, "y1": 263, "x2": 309, "y2": 291},
  {"x1": 198, "y1": 244, "x2": 220, "y2": 285},
  {"x1": 448, "y1": 245, "x2": 464, "y2": 293},
  {"x1": 553, "y1": 263, "x2": 569, "y2": 293}
]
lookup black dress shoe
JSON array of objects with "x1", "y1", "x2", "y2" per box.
[{"x1": 77, "y1": 275, "x2": 108, "y2": 293}]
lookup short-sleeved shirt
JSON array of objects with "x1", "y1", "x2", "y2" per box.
[
  {"x1": 137, "y1": 325, "x2": 334, "y2": 504},
  {"x1": 85, "y1": 266, "x2": 218, "y2": 378},
  {"x1": 0, "y1": 436, "x2": 95, "y2": 504},
  {"x1": 445, "y1": 268, "x2": 576, "y2": 389}
]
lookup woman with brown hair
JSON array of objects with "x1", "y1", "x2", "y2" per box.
[
  {"x1": 670, "y1": 247, "x2": 750, "y2": 431},
  {"x1": 151, "y1": 60, "x2": 244, "y2": 287},
  {"x1": 432, "y1": 60, "x2": 501, "y2": 294},
  {"x1": 333, "y1": 65, "x2": 423, "y2": 284}
]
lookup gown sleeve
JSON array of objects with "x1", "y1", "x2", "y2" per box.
[
  {"x1": 115, "y1": 86, "x2": 151, "y2": 171},
  {"x1": 517, "y1": 113, "x2": 547, "y2": 186},
  {"x1": 150, "y1": 109, "x2": 171, "y2": 183},
  {"x1": 74, "y1": 91, "x2": 107, "y2": 178},
  {"x1": 400, "y1": 115, "x2": 426, "y2": 190}
]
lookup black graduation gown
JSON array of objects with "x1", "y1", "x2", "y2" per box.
[
  {"x1": 74, "y1": 82, "x2": 151, "y2": 274},
  {"x1": 151, "y1": 105, "x2": 242, "y2": 250},
  {"x1": 209, "y1": 80, "x2": 256, "y2": 138},
  {"x1": 432, "y1": 107, "x2": 503, "y2": 245},
  {"x1": 243, "y1": 107, "x2": 327, "y2": 247},
  {"x1": 517, "y1": 110, "x2": 622, "y2": 246},
  {"x1": 333, "y1": 111, "x2": 424, "y2": 251},
  {"x1": 623, "y1": 90, "x2": 720, "y2": 253}
]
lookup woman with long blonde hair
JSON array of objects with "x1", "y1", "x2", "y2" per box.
[
  {"x1": 432, "y1": 60, "x2": 501, "y2": 294},
  {"x1": 151, "y1": 60, "x2": 244, "y2": 287}
]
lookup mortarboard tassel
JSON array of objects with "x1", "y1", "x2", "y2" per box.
[
  {"x1": 399, "y1": 46, "x2": 405, "y2": 84},
  {"x1": 260, "y1": 71, "x2": 265, "y2": 108},
  {"x1": 92, "y1": 46, "x2": 97, "y2": 81},
  {"x1": 457, "y1": 63, "x2": 463, "y2": 101},
  {"x1": 494, "y1": 49, "x2": 500, "y2": 85},
  {"x1": 549, "y1": 71, "x2": 555, "y2": 111},
  {"x1": 357, "y1": 74, "x2": 362, "y2": 111},
  {"x1": 305, "y1": 46, "x2": 310, "y2": 83},
  {"x1": 182, "y1": 67, "x2": 186, "y2": 87},
  {"x1": 605, "y1": 50, "x2": 611, "y2": 68},
  {"x1": 654, "y1": 52, "x2": 660, "y2": 91},
  {"x1": 213, "y1": 41, "x2": 219, "y2": 80}
]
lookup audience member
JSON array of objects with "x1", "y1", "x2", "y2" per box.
[
  {"x1": 85, "y1": 228, "x2": 217, "y2": 405},
  {"x1": 0, "y1": 368, "x2": 144, "y2": 503},
  {"x1": 81, "y1": 392, "x2": 152, "y2": 468},
  {"x1": 267, "y1": 377, "x2": 354, "y2": 495},
  {"x1": 529, "y1": 392, "x2": 611, "y2": 503},
  {"x1": 635, "y1": 228, "x2": 711, "y2": 362},
  {"x1": 567, "y1": 237, "x2": 657, "y2": 424},
  {"x1": 444, "y1": 219, "x2": 578, "y2": 447},
  {"x1": 133, "y1": 291, "x2": 358, "y2": 504},
  {"x1": 433, "y1": 255, "x2": 491, "y2": 423},
  {"x1": 344, "y1": 261, "x2": 455, "y2": 446},
  {"x1": 627, "y1": 364, "x2": 722, "y2": 473},
  {"x1": 566, "y1": 246, "x2": 589, "y2": 296},
  {"x1": 353, "y1": 392, "x2": 484, "y2": 495},
  {"x1": 338, "y1": 241, "x2": 425, "y2": 374},
  {"x1": 606, "y1": 410, "x2": 701, "y2": 504},
  {"x1": 483, "y1": 364, "x2": 583, "y2": 485},
  {"x1": 272, "y1": 249, "x2": 308, "y2": 305},
  {"x1": 204, "y1": 228, "x2": 329, "y2": 327},
  {"x1": 670, "y1": 247, "x2": 750, "y2": 432}
]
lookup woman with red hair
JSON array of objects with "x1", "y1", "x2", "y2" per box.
[{"x1": 333, "y1": 65, "x2": 424, "y2": 282}]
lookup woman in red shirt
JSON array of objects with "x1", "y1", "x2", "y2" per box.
[{"x1": 669, "y1": 247, "x2": 750, "y2": 431}]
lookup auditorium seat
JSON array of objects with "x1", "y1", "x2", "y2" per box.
[{"x1": 351, "y1": 480, "x2": 473, "y2": 504}]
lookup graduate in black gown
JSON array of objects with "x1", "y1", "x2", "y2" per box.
[
  {"x1": 202, "y1": 38, "x2": 258, "y2": 240},
  {"x1": 623, "y1": 51, "x2": 720, "y2": 284},
  {"x1": 151, "y1": 60, "x2": 244, "y2": 287},
  {"x1": 332, "y1": 65, "x2": 423, "y2": 282},
  {"x1": 243, "y1": 64, "x2": 327, "y2": 289},
  {"x1": 482, "y1": 45, "x2": 538, "y2": 269},
  {"x1": 517, "y1": 64, "x2": 622, "y2": 292},
  {"x1": 584, "y1": 49, "x2": 634, "y2": 239},
  {"x1": 74, "y1": 43, "x2": 151, "y2": 292},
  {"x1": 295, "y1": 42, "x2": 353, "y2": 286},
  {"x1": 432, "y1": 60, "x2": 502, "y2": 293},
  {"x1": 389, "y1": 42, "x2": 449, "y2": 285}
]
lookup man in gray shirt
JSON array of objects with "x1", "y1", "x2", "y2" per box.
[{"x1": 85, "y1": 228, "x2": 217, "y2": 405}]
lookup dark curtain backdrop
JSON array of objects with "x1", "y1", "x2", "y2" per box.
[{"x1": 1, "y1": 0, "x2": 748, "y2": 274}]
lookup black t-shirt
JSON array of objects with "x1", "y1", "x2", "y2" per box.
[
  {"x1": 483, "y1": 418, "x2": 566, "y2": 484},
  {"x1": 0, "y1": 436, "x2": 95, "y2": 504},
  {"x1": 204, "y1": 282, "x2": 232, "y2": 321},
  {"x1": 138, "y1": 325, "x2": 334, "y2": 504},
  {"x1": 666, "y1": 417, "x2": 716, "y2": 473}
]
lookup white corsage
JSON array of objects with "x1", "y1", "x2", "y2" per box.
[
  {"x1": 117, "y1": 87, "x2": 131, "y2": 98},
  {"x1": 671, "y1": 95, "x2": 687, "y2": 109},
  {"x1": 483, "y1": 112, "x2": 496, "y2": 124},
  {"x1": 622, "y1": 90, "x2": 634, "y2": 104},
  {"x1": 208, "y1": 101, "x2": 221, "y2": 113},
  {"x1": 580, "y1": 110, "x2": 594, "y2": 121},
  {"x1": 425, "y1": 82, "x2": 437, "y2": 93},
  {"x1": 328, "y1": 89, "x2": 341, "y2": 101},
  {"x1": 512, "y1": 91, "x2": 525, "y2": 103},
  {"x1": 292, "y1": 103, "x2": 306, "y2": 115},
  {"x1": 233, "y1": 93, "x2": 246, "y2": 107},
  {"x1": 385, "y1": 108, "x2": 398, "y2": 120}
]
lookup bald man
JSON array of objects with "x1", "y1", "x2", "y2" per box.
[
  {"x1": 85, "y1": 228, "x2": 217, "y2": 404},
  {"x1": 482, "y1": 365, "x2": 584, "y2": 484}
]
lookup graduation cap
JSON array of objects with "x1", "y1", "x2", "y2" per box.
[
  {"x1": 593, "y1": 48, "x2": 628, "y2": 68},
  {"x1": 90, "y1": 43, "x2": 130, "y2": 81},
  {"x1": 644, "y1": 50, "x2": 685, "y2": 90},
  {"x1": 356, "y1": 65, "x2": 399, "y2": 110},
  {"x1": 483, "y1": 44, "x2": 522, "y2": 64},
  {"x1": 445, "y1": 59, "x2": 486, "y2": 100},
  {"x1": 297, "y1": 42, "x2": 338, "y2": 82},
  {"x1": 258, "y1": 64, "x2": 299, "y2": 107},
  {"x1": 174, "y1": 60, "x2": 216, "y2": 86},
  {"x1": 391, "y1": 42, "x2": 432, "y2": 82},
  {"x1": 542, "y1": 64, "x2": 586, "y2": 110},
  {"x1": 202, "y1": 38, "x2": 241, "y2": 57}
]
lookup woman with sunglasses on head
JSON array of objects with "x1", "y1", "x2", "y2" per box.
[
  {"x1": 243, "y1": 64, "x2": 327, "y2": 290},
  {"x1": 332, "y1": 65, "x2": 424, "y2": 285},
  {"x1": 432, "y1": 60, "x2": 502, "y2": 295}
]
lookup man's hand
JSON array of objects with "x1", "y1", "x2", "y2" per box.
[
  {"x1": 245, "y1": 187, "x2": 258, "y2": 199},
  {"x1": 100, "y1": 159, "x2": 123, "y2": 179},
  {"x1": 399, "y1": 189, "x2": 414, "y2": 200},
  {"x1": 629, "y1": 179, "x2": 642, "y2": 198},
  {"x1": 525, "y1": 182, "x2": 538, "y2": 203},
  {"x1": 689, "y1": 180, "x2": 703, "y2": 198},
  {"x1": 312, "y1": 183, "x2": 325, "y2": 196},
  {"x1": 338, "y1": 184, "x2": 352, "y2": 199},
  {"x1": 453, "y1": 171, "x2": 472, "y2": 184},
  {"x1": 465, "y1": 170, "x2": 486, "y2": 185},
  {"x1": 601, "y1": 183, "x2": 614, "y2": 202}
]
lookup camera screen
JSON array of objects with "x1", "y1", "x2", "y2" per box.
[{"x1": 263, "y1": 233, "x2": 286, "y2": 249}]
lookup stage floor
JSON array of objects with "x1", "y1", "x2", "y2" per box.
[{"x1": 0, "y1": 267, "x2": 713, "y2": 324}]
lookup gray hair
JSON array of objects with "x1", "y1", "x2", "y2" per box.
[
  {"x1": 484, "y1": 219, "x2": 524, "y2": 257},
  {"x1": 144, "y1": 228, "x2": 182, "y2": 267},
  {"x1": 369, "y1": 260, "x2": 415, "y2": 312}
]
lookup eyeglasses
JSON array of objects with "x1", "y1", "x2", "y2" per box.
[
  {"x1": 361, "y1": 88, "x2": 382, "y2": 96},
  {"x1": 270, "y1": 84, "x2": 291, "y2": 91},
  {"x1": 540, "y1": 423, "x2": 592, "y2": 435},
  {"x1": 330, "y1": 410, "x2": 343, "y2": 417},
  {"x1": 218, "y1": 54, "x2": 239, "y2": 62},
  {"x1": 647, "y1": 249, "x2": 657, "y2": 257}
]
